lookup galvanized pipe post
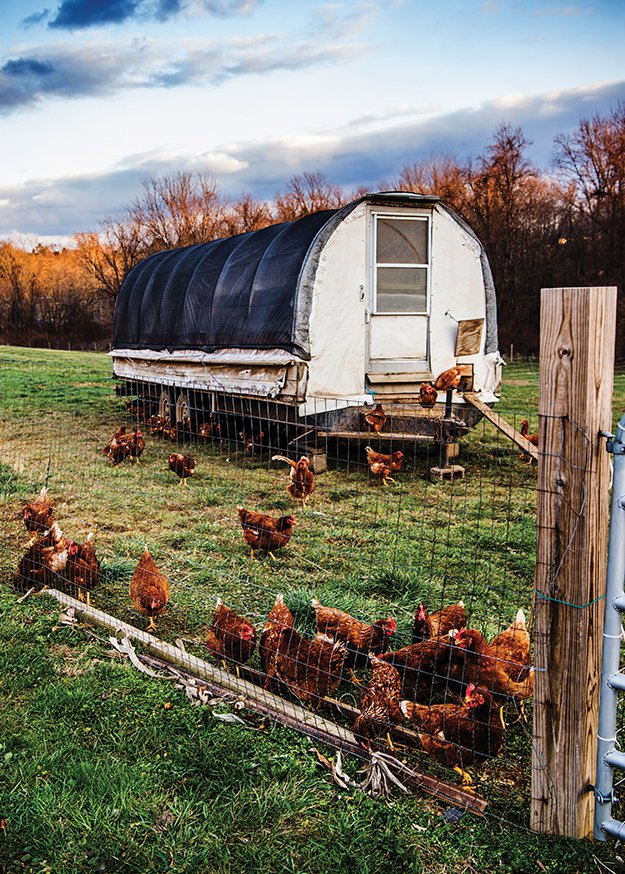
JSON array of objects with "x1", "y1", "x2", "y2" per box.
[{"x1": 595, "y1": 413, "x2": 625, "y2": 841}]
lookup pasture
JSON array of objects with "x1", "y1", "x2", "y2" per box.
[{"x1": 1, "y1": 345, "x2": 623, "y2": 874}]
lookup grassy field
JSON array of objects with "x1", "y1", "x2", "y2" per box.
[{"x1": 1, "y1": 345, "x2": 624, "y2": 874}]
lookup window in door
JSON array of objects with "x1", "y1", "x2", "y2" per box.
[{"x1": 373, "y1": 215, "x2": 429, "y2": 313}]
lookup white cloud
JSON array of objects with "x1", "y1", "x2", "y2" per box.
[{"x1": 1, "y1": 78, "x2": 624, "y2": 240}]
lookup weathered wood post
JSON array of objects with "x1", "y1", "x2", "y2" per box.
[{"x1": 531, "y1": 286, "x2": 617, "y2": 837}]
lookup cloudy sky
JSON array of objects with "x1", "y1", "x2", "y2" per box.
[{"x1": 0, "y1": 0, "x2": 624, "y2": 245}]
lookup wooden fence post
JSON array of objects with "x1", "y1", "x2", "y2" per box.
[{"x1": 531, "y1": 286, "x2": 617, "y2": 837}]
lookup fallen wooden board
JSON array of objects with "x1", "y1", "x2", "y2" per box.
[
  {"x1": 39, "y1": 588, "x2": 486, "y2": 814},
  {"x1": 318, "y1": 431, "x2": 435, "y2": 442},
  {"x1": 463, "y1": 392, "x2": 539, "y2": 460}
]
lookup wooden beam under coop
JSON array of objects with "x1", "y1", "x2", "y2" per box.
[{"x1": 463, "y1": 392, "x2": 539, "y2": 460}]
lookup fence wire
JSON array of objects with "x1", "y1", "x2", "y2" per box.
[{"x1": 0, "y1": 348, "x2": 559, "y2": 824}]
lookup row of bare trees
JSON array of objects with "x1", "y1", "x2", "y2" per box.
[{"x1": 2, "y1": 103, "x2": 624, "y2": 354}]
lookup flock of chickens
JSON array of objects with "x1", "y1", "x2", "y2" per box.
[
  {"x1": 12, "y1": 371, "x2": 535, "y2": 781},
  {"x1": 13, "y1": 482, "x2": 533, "y2": 779},
  {"x1": 200, "y1": 593, "x2": 533, "y2": 779},
  {"x1": 15, "y1": 488, "x2": 100, "y2": 607}
]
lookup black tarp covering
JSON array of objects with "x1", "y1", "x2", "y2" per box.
[
  {"x1": 112, "y1": 192, "x2": 498, "y2": 360},
  {"x1": 112, "y1": 207, "x2": 341, "y2": 359}
]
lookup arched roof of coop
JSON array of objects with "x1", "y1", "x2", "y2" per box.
[{"x1": 112, "y1": 191, "x2": 497, "y2": 360}]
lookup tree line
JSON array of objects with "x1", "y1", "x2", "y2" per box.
[{"x1": 1, "y1": 103, "x2": 624, "y2": 356}]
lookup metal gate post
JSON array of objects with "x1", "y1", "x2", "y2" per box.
[{"x1": 595, "y1": 413, "x2": 625, "y2": 840}]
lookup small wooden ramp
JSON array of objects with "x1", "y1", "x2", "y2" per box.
[{"x1": 463, "y1": 392, "x2": 538, "y2": 460}]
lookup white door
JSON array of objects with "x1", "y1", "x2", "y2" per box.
[{"x1": 368, "y1": 213, "x2": 430, "y2": 379}]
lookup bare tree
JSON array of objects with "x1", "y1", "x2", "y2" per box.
[
  {"x1": 460, "y1": 124, "x2": 565, "y2": 352},
  {"x1": 132, "y1": 171, "x2": 224, "y2": 251},
  {"x1": 274, "y1": 172, "x2": 348, "y2": 221},
  {"x1": 389, "y1": 154, "x2": 468, "y2": 209},
  {"x1": 74, "y1": 215, "x2": 145, "y2": 302},
  {"x1": 220, "y1": 193, "x2": 273, "y2": 236},
  {"x1": 0, "y1": 243, "x2": 39, "y2": 332},
  {"x1": 554, "y1": 103, "x2": 625, "y2": 290}
]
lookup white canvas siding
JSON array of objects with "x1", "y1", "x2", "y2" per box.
[
  {"x1": 306, "y1": 202, "x2": 368, "y2": 399},
  {"x1": 429, "y1": 207, "x2": 489, "y2": 391},
  {"x1": 301, "y1": 201, "x2": 495, "y2": 401}
]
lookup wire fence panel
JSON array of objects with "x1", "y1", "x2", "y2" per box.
[{"x1": 1, "y1": 347, "x2": 548, "y2": 823}]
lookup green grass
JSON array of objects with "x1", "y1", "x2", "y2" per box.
[{"x1": 0, "y1": 345, "x2": 623, "y2": 873}]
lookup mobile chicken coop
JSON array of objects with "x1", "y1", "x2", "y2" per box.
[{"x1": 111, "y1": 191, "x2": 502, "y2": 447}]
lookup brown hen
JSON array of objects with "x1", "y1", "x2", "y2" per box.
[
  {"x1": 401, "y1": 682, "x2": 504, "y2": 773},
  {"x1": 22, "y1": 486, "x2": 55, "y2": 536},
  {"x1": 434, "y1": 367, "x2": 462, "y2": 392},
  {"x1": 236, "y1": 506, "x2": 296, "y2": 558},
  {"x1": 103, "y1": 426, "x2": 131, "y2": 465},
  {"x1": 311, "y1": 598, "x2": 396, "y2": 671},
  {"x1": 128, "y1": 428, "x2": 145, "y2": 463},
  {"x1": 412, "y1": 601, "x2": 467, "y2": 643},
  {"x1": 169, "y1": 453, "x2": 196, "y2": 485},
  {"x1": 65, "y1": 532, "x2": 100, "y2": 606},
  {"x1": 451, "y1": 627, "x2": 534, "y2": 702},
  {"x1": 488, "y1": 609, "x2": 531, "y2": 683},
  {"x1": 364, "y1": 446, "x2": 404, "y2": 486},
  {"x1": 418, "y1": 383, "x2": 438, "y2": 408},
  {"x1": 274, "y1": 627, "x2": 347, "y2": 707},
  {"x1": 259, "y1": 593, "x2": 294, "y2": 690},
  {"x1": 129, "y1": 546, "x2": 170, "y2": 632},
  {"x1": 14, "y1": 521, "x2": 69, "y2": 593},
  {"x1": 272, "y1": 455, "x2": 316, "y2": 506},
  {"x1": 363, "y1": 403, "x2": 387, "y2": 433},
  {"x1": 377, "y1": 635, "x2": 459, "y2": 702},
  {"x1": 205, "y1": 598, "x2": 257, "y2": 665},
  {"x1": 519, "y1": 419, "x2": 539, "y2": 447},
  {"x1": 352, "y1": 656, "x2": 403, "y2": 749}
]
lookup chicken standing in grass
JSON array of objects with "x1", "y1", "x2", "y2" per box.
[
  {"x1": 488, "y1": 610, "x2": 532, "y2": 683},
  {"x1": 259, "y1": 594, "x2": 294, "y2": 691},
  {"x1": 274, "y1": 626, "x2": 348, "y2": 707},
  {"x1": 311, "y1": 598, "x2": 396, "y2": 673},
  {"x1": 22, "y1": 486, "x2": 55, "y2": 537},
  {"x1": 450, "y1": 627, "x2": 534, "y2": 705},
  {"x1": 169, "y1": 452, "x2": 195, "y2": 485},
  {"x1": 205, "y1": 599, "x2": 257, "y2": 666},
  {"x1": 412, "y1": 601, "x2": 467, "y2": 643},
  {"x1": 129, "y1": 546, "x2": 170, "y2": 632},
  {"x1": 364, "y1": 447, "x2": 404, "y2": 486},
  {"x1": 128, "y1": 428, "x2": 145, "y2": 463},
  {"x1": 14, "y1": 521, "x2": 69, "y2": 593},
  {"x1": 400, "y1": 683, "x2": 504, "y2": 781},
  {"x1": 352, "y1": 656, "x2": 403, "y2": 749},
  {"x1": 377, "y1": 634, "x2": 460, "y2": 702},
  {"x1": 103, "y1": 426, "x2": 132, "y2": 465},
  {"x1": 236, "y1": 507, "x2": 297, "y2": 558},
  {"x1": 65, "y1": 533, "x2": 100, "y2": 607},
  {"x1": 272, "y1": 455, "x2": 316, "y2": 506}
]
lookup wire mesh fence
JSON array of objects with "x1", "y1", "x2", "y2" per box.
[{"x1": 1, "y1": 346, "x2": 549, "y2": 823}]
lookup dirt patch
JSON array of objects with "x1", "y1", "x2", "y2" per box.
[{"x1": 48, "y1": 643, "x2": 92, "y2": 677}]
